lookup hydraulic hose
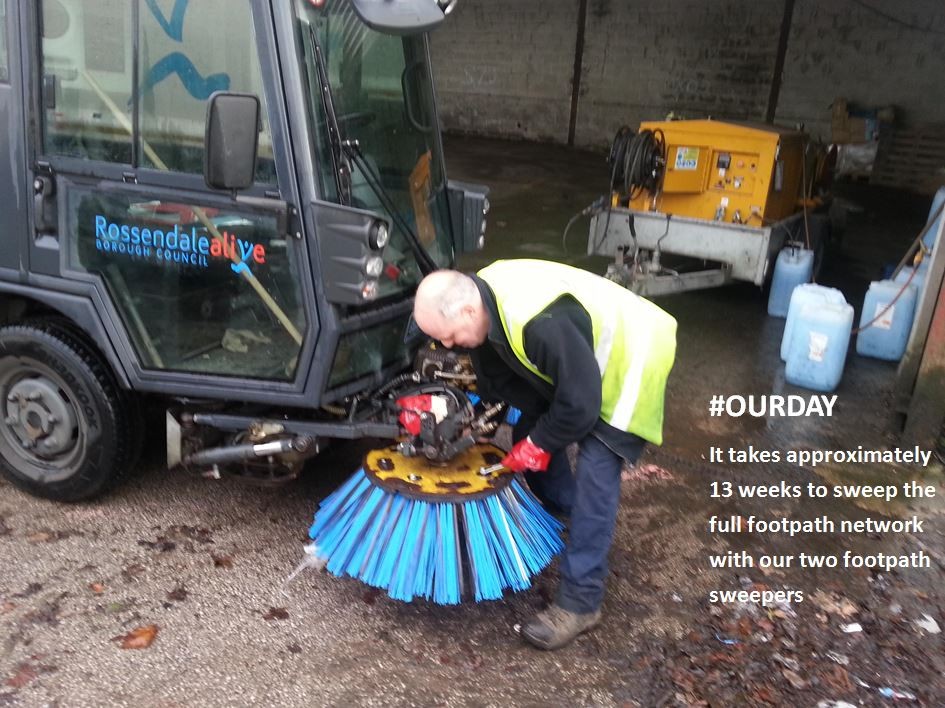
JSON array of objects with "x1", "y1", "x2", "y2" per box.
[
  {"x1": 596, "y1": 127, "x2": 667, "y2": 251},
  {"x1": 619, "y1": 128, "x2": 667, "y2": 199}
]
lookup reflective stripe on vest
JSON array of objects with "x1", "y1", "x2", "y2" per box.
[{"x1": 478, "y1": 259, "x2": 677, "y2": 445}]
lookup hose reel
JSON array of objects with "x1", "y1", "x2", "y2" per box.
[{"x1": 608, "y1": 127, "x2": 667, "y2": 201}]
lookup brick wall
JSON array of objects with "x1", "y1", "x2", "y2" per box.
[
  {"x1": 777, "y1": 0, "x2": 945, "y2": 141},
  {"x1": 429, "y1": 0, "x2": 581, "y2": 143},
  {"x1": 575, "y1": 0, "x2": 782, "y2": 149},
  {"x1": 430, "y1": 0, "x2": 945, "y2": 149}
]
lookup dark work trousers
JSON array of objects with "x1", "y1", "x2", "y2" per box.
[{"x1": 514, "y1": 423, "x2": 625, "y2": 614}]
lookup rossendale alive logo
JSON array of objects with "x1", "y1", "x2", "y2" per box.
[{"x1": 94, "y1": 214, "x2": 266, "y2": 275}]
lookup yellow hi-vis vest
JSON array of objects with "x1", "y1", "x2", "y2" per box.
[{"x1": 478, "y1": 259, "x2": 677, "y2": 445}]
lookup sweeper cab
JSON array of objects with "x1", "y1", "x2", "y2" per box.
[{"x1": 0, "y1": 0, "x2": 492, "y2": 501}]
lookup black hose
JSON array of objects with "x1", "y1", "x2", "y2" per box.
[
  {"x1": 598, "y1": 127, "x2": 634, "y2": 252},
  {"x1": 596, "y1": 127, "x2": 667, "y2": 252},
  {"x1": 622, "y1": 128, "x2": 666, "y2": 200},
  {"x1": 561, "y1": 197, "x2": 606, "y2": 253}
]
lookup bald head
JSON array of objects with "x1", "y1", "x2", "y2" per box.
[{"x1": 414, "y1": 270, "x2": 491, "y2": 349}]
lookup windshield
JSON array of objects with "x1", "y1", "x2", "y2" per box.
[{"x1": 296, "y1": 0, "x2": 454, "y2": 297}]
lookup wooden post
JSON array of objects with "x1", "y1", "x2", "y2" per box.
[{"x1": 903, "y1": 283, "x2": 945, "y2": 447}]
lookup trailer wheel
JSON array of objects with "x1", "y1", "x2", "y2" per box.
[{"x1": 0, "y1": 323, "x2": 136, "y2": 502}]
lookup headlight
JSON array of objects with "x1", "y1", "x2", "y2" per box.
[
  {"x1": 482, "y1": 197, "x2": 490, "y2": 215},
  {"x1": 361, "y1": 280, "x2": 378, "y2": 301},
  {"x1": 477, "y1": 235, "x2": 485, "y2": 249},
  {"x1": 369, "y1": 221, "x2": 389, "y2": 250},
  {"x1": 365, "y1": 256, "x2": 384, "y2": 278}
]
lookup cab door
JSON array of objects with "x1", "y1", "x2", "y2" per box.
[
  {"x1": 28, "y1": 0, "x2": 318, "y2": 401},
  {"x1": 0, "y1": 0, "x2": 26, "y2": 272}
]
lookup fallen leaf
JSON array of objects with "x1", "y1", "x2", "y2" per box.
[
  {"x1": 112, "y1": 624, "x2": 158, "y2": 650},
  {"x1": 781, "y1": 668, "x2": 806, "y2": 690},
  {"x1": 821, "y1": 664, "x2": 852, "y2": 693},
  {"x1": 4, "y1": 663, "x2": 37, "y2": 689},
  {"x1": 0, "y1": 602, "x2": 15, "y2": 614},
  {"x1": 210, "y1": 553, "x2": 233, "y2": 569},
  {"x1": 166, "y1": 585, "x2": 188, "y2": 602},
  {"x1": 736, "y1": 617, "x2": 753, "y2": 637},
  {"x1": 772, "y1": 652, "x2": 800, "y2": 672},
  {"x1": 621, "y1": 463, "x2": 673, "y2": 482},
  {"x1": 25, "y1": 529, "x2": 77, "y2": 544},
  {"x1": 89, "y1": 583, "x2": 106, "y2": 594},
  {"x1": 263, "y1": 607, "x2": 289, "y2": 621},
  {"x1": 810, "y1": 591, "x2": 858, "y2": 618},
  {"x1": 752, "y1": 685, "x2": 780, "y2": 704},
  {"x1": 287, "y1": 643, "x2": 302, "y2": 654}
]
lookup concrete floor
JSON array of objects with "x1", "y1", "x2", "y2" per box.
[{"x1": 0, "y1": 136, "x2": 943, "y2": 706}]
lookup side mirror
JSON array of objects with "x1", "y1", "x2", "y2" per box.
[
  {"x1": 447, "y1": 180, "x2": 490, "y2": 254},
  {"x1": 204, "y1": 92, "x2": 260, "y2": 192},
  {"x1": 349, "y1": 0, "x2": 449, "y2": 35}
]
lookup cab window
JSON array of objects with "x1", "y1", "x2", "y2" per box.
[
  {"x1": 68, "y1": 188, "x2": 306, "y2": 381},
  {"x1": 40, "y1": 0, "x2": 275, "y2": 183},
  {"x1": 0, "y1": 0, "x2": 9, "y2": 82},
  {"x1": 139, "y1": 0, "x2": 275, "y2": 182},
  {"x1": 41, "y1": 0, "x2": 132, "y2": 163}
]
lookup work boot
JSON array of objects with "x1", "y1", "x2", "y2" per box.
[{"x1": 521, "y1": 604, "x2": 602, "y2": 650}]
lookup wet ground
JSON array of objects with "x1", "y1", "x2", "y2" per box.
[{"x1": 1, "y1": 136, "x2": 943, "y2": 706}]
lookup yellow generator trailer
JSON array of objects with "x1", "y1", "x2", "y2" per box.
[{"x1": 588, "y1": 119, "x2": 827, "y2": 296}]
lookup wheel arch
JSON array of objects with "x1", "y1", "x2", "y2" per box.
[{"x1": 0, "y1": 283, "x2": 131, "y2": 389}]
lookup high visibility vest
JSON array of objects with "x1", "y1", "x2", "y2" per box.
[{"x1": 478, "y1": 259, "x2": 677, "y2": 445}]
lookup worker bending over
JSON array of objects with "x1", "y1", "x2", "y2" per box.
[{"x1": 408, "y1": 258, "x2": 676, "y2": 650}]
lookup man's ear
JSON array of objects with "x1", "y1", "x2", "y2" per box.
[{"x1": 461, "y1": 304, "x2": 477, "y2": 321}]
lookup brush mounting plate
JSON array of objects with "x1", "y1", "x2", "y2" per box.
[{"x1": 363, "y1": 443, "x2": 512, "y2": 502}]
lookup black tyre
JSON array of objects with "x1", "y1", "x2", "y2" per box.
[{"x1": 0, "y1": 322, "x2": 136, "y2": 501}]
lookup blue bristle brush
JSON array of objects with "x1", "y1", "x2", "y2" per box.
[{"x1": 304, "y1": 442, "x2": 564, "y2": 604}]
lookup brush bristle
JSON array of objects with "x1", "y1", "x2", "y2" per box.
[{"x1": 308, "y1": 469, "x2": 565, "y2": 604}]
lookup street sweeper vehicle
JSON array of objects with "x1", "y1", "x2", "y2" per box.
[
  {"x1": 0, "y1": 0, "x2": 567, "y2": 604},
  {"x1": 0, "y1": 0, "x2": 499, "y2": 495}
]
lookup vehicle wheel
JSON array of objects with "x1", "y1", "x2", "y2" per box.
[{"x1": 0, "y1": 322, "x2": 136, "y2": 501}]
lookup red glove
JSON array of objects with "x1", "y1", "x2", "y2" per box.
[
  {"x1": 396, "y1": 394, "x2": 447, "y2": 436},
  {"x1": 501, "y1": 436, "x2": 551, "y2": 473}
]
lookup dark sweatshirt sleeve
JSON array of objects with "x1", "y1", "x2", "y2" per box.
[
  {"x1": 469, "y1": 344, "x2": 546, "y2": 417},
  {"x1": 521, "y1": 300, "x2": 602, "y2": 453}
]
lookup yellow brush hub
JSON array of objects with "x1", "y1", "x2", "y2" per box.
[{"x1": 363, "y1": 443, "x2": 511, "y2": 502}]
